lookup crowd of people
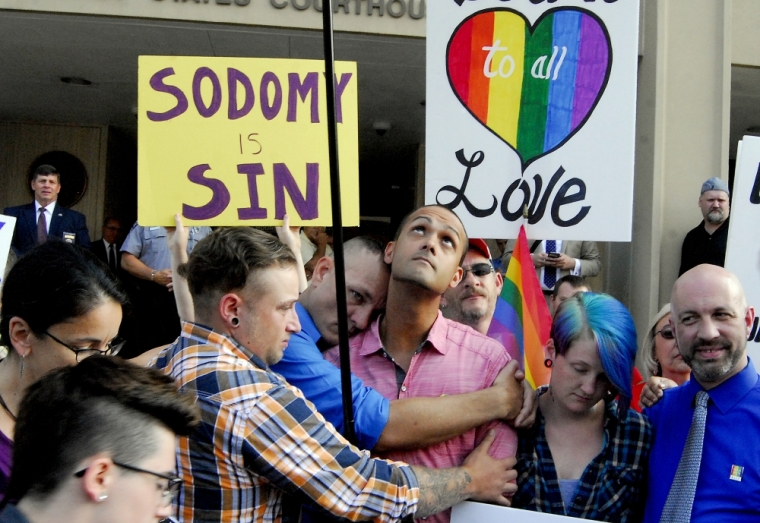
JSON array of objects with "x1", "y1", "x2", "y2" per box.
[{"x1": 0, "y1": 168, "x2": 755, "y2": 523}]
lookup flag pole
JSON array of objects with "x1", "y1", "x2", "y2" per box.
[{"x1": 321, "y1": 0, "x2": 357, "y2": 444}]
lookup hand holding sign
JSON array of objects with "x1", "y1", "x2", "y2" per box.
[{"x1": 138, "y1": 56, "x2": 359, "y2": 227}]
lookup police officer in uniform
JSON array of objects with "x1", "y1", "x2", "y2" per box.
[{"x1": 120, "y1": 223, "x2": 211, "y2": 357}]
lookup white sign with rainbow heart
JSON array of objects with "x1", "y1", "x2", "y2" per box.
[
  {"x1": 0, "y1": 214, "x2": 17, "y2": 285},
  {"x1": 426, "y1": 0, "x2": 640, "y2": 241}
]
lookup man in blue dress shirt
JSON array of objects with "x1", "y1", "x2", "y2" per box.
[{"x1": 644, "y1": 264, "x2": 760, "y2": 522}]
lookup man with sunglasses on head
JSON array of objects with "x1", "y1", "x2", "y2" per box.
[
  {"x1": 325, "y1": 207, "x2": 525, "y2": 523},
  {"x1": 0, "y1": 356, "x2": 199, "y2": 523}
]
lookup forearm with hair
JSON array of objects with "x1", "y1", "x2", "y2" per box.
[
  {"x1": 411, "y1": 466, "x2": 472, "y2": 518},
  {"x1": 121, "y1": 252, "x2": 155, "y2": 280},
  {"x1": 375, "y1": 388, "x2": 506, "y2": 451}
]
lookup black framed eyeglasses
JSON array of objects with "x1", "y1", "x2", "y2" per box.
[
  {"x1": 45, "y1": 331, "x2": 125, "y2": 361},
  {"x1": 462, "y1": 263, "x2": 495, "y2": 278},
  {"x1": 655, "y1": 327, "x2": 675, "y2": 340},
  {"x1": 75, "y1": 462, "x2": 182, "y2": 507}
]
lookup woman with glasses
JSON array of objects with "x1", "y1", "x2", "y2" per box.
[
  {"x1": 0, "y1": 356, "x2": 198, "y2": 523},
  {"x1": 635, "y1": 304, "x2": 691, "y2": 409},
  {"x1": 0, "y1": 241, "x2": 128, "y2": 501},
  {"x1": 512, "y1": 292, "x2": 652, "y2": 522}
]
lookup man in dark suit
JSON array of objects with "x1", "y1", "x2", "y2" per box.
[
  {"x1": 3, "y1": 164, "x2": 90, "y2": 256},
  {"x1": 90, "y1": 217, "x2": 122, "y2": 274}
]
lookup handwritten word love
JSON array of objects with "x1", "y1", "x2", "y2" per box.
[{"x1": 436, "y1": 149, "x2": 590, "y2": 226}]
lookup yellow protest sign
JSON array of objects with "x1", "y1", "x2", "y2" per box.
[{"x1": 137, "y1": 56, "x2": 359, "y2": 226}]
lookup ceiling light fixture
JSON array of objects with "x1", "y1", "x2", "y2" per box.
[
  {"x1": 60, "y1": 77, "x2": 92, "y2": 86},
  {"x1": 372, "y1": 121, "x2": 391, "y2": 137}
]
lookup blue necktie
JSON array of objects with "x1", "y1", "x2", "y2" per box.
[
  {"x1": 543, "y1": 240, "x2": 557, "y2": 289},
  {"x1": 660, "y1": 390, "x2": 709, "y2": 523}
]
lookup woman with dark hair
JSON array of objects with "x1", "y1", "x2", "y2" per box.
[
  {"x1": 512, "y1": 292, "x2": 652, "y2": 522},
  {"x1": 0, "y1": 241, "x2": 128, "y2": 500}
]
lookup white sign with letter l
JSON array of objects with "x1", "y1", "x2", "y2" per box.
[{"x1": 725, "y1": 135, "x2": 760, "y2": 363}]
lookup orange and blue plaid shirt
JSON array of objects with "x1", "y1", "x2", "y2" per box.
[{"x1": 153, "y1": 322, "x2": 420, "y2": 523}]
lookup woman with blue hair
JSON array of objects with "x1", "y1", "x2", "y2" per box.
[{"x1": 512, "y1": 292, "x2": 652, "y2": 522}]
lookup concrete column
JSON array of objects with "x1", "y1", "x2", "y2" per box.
[{"x1": 625, "y1": 0, "x2": 732, "y2": 335}]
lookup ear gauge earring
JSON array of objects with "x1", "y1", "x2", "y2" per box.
[
  {"x1": 544, "y1": 358, "x2": 553, "y2": 368},
  {"x1": 231, "y1": 317, "x2": 240, "y2": 327}
]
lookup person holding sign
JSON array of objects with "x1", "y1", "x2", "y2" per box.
[
  {"x1": 512, "y1": 292, "x2": 652, "y2": 522},
  {"x1": 153, "y1": 227, "x2": 517, "y2": 523},
  {"x1": 3, "y1": 164, "x2": 90, "y2": 256}
]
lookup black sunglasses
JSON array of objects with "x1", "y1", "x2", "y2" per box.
[
  {"x1": 75, "y1": 461, "x2": 182, "y2": 507},
  {"x1": 462, "y1": 263, "x2": 495, "y2": 278},
  {"x1": 45, "y1": 331, "x2": 126, "y2": 362},
  {"x1": 655, "y1": 327, "x2": 675, "y2": 340}
]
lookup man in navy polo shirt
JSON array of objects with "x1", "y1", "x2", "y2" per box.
[{"x1": 643, "y1": 264, "x2": 760, "y2": 522}]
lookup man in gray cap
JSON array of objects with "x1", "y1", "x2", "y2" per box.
[{"x1": 679, "y1": 177, "x2": 731, "y2": 275}]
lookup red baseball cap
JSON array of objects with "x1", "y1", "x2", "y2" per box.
[{"x1": 468, "y1": 238, "x2": 491, "y2": 259}]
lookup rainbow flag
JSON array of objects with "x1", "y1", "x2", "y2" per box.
[
  {"x1": 447, "y1": 9, "x2": 610, "y2": 166},
  {"x1": 490, "y1": 225, "x2": 552, "y2": 388}
]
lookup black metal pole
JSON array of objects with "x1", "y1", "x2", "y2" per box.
[{"x1": 321, "y1": 0, "x2": 356, "y2": 445}]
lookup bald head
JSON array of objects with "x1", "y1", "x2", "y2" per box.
[
  {"x1": 672, "y1": 265, "x2": 747, "y2": 314},
  {"x1": 670, "y1": 264, "x2": 754, "y2": 389}
]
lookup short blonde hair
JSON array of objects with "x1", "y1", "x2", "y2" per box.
[{"x1": 635, "y1": 303, "x2": 671, "y2": 381}]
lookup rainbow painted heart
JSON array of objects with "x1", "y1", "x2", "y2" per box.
[{"x1": 447, "y1": 8, "x2": 612, "y2": 169}]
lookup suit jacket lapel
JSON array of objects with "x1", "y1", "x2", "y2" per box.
[
  {"x1": 48, "y1": 205, "x2": 65, "y2": 239},
  {"x1": 22, "y1": 204, "x2": 37, "y2": 245}
]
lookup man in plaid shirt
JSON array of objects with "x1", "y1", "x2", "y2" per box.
[{"x1": 154, "y1": 227, "x2": 517, "y2": 523}]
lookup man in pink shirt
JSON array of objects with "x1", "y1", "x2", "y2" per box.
[{"x1": 325, "y1": 205, "x2": 517, "y2": 523}]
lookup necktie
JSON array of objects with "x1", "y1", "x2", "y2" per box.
[
  {"x1": 109, "y1": 244, "x2": 117, "y2": 272},
  {"x1": 543, "y1": 240, "x2": 558, "y2": 289},
  {"x1": 37, "y1": 208, "x2": 48, "y2": 245},
  {"x1": 659, "y1": 390, "x2": 709, "y2": 523}
]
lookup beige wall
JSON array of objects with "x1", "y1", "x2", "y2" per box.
[
  {"x1": 0, "y1": 122, "x2": 108, "y2": 241},
  {"x1": 0, "y1": 0, "x2": 426, "y2": 38},
  {"x1": 616, "y1": 0, "x2": 732, "y2": 336},
  {"x1": 733, "y1": 0, "x2": 760, "y2": 67}
]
